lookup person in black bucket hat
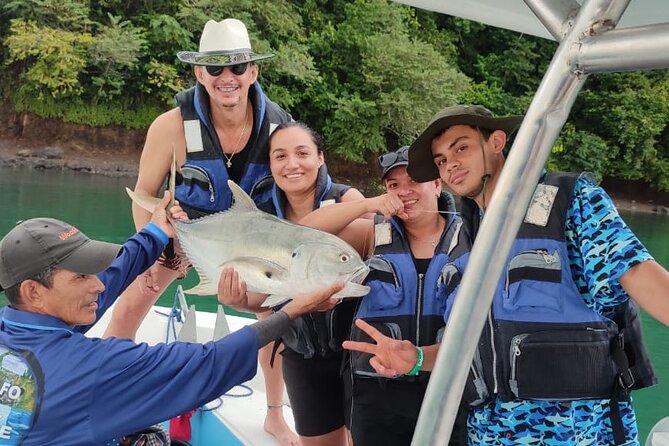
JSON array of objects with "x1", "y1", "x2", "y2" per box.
[{"x1": 344, "y1": 104, "x2": 669, "y2": 446}]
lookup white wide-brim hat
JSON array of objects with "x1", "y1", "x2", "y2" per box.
[{"x1": 177, "y1": 18, "x2": 274, "y2": 66}]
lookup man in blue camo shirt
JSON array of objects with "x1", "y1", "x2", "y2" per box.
[{"x1": 344, "y1": 105, "x2": 669, "y2": 446}]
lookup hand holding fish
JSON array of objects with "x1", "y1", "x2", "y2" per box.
[
  {"x1": 217, "y1": 267, "x2": 268, "y2": 312},
  {"x1": 148, "y1": 191, "x2": 179, "y2": 238},
  {"x1": 280, "y1": 281, "x2": 344, "y2": 320},
  {"x1": 342, "y1": 319, "x2": 418, "y2": 377}
]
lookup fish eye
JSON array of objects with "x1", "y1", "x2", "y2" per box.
[{"x1": 340, "y1": 254, "x2": 350, "y2": 262}]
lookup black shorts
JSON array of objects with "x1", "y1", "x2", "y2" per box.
[
  {"x1": 349, "y1": 376, "x2": 428, "y2": 446},
  {"x1": 348, "y1": 374, "x2": 469, "y2": 446},
  {"x1": 281, "y1": 347, "x2": 349, "y2": 437}
]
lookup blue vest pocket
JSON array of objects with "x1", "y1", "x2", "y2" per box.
[
  {"x1": 503, "y1": 250, "x2": 562, "y2": 313},
  {"x1": 362, "y1": 257, "x2": 402, "y2": 312},
  {"x1": 176, "y1": 164, "x2": 217, "y2": 209},
  {"x1": 439, "y1": 263, "x2": 462, "y2": 320}
]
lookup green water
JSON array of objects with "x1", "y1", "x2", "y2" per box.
[{"x1": 0, "y1": 167, "x2": 667, "y2": 440}]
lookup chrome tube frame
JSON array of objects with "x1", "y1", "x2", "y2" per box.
[
  {"x1": 575, "y1": 23, "x2": 669, "y2": 73},
  {"x1": 524, "y1": 0, "x2": 580, "y2": 40},
  {"x1": 411, "y1": 0, "x2": 648, "y2": 444}
]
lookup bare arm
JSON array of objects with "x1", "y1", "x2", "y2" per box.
[
  {"x1": 298, "y1": 193, "x2": 406, "y2": 257},
  {"x1": 619, "y1": 259, "x2": 669, "y2": 326},
  {"x1": 340, "y1": 187, "x2": 375, "y2": 220},
  {"x1": 132, "y1": 108, "x2": 187, "y2": 230}
]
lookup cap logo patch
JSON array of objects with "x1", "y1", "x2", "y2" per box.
[{"x1": 58, "y1": 227, "x2": 79, "y2": 241}]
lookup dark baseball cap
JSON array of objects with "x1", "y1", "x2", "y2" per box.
[
  {"x1": 378, "y1": 146, "x2": 410, "y2": 180},
  {"x1": 0, "y1": 218, "x2": 121, "y2": 291},
  {"x1": 408, "y1": 104, "x2": 524, "y2": 182}
]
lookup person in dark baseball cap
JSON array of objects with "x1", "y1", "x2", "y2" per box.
[
  {"x1": 378, "y1": 145, "x2": 410, "y2": 180},
  {"x1": 0, "y1": 218, "x2": 121, "y2": 293},
  {"x1": 0, "y1": 193, "x2": 342, "y2": 445}
]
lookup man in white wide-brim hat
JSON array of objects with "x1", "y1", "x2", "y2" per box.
[
  {"x1": 104, "y1": 17, "x2": 295, "y2": 444},
  {"x1": 177, "y1": 18, "x2": 275, "y2": 67}
]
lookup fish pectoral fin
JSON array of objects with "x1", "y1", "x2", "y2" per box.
[
  {"x1": 332, "y1": 283, "x2": 370, "y2": 299},
  {"x1": 227, "y1": 180, "x2": 258, "y2": 211},
  {"x1": 261, "y1": 295, "x2": 291, "y2": 307},
  {"x1": 220, "y1": 257, "x2": 289, "y2": 279},
  {"x1": 125, "y1": 188, "x2": 162, "y2": 213}
]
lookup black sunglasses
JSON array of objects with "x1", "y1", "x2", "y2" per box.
[
  {"x1": 205, "y1": 63, "x2": 249, "y2": 77},
  {"x1": 378, "y1": 147, "x2": 409, "y2": 168}
]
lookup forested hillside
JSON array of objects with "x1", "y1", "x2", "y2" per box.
[{"x1": 1, "y1": 0, "x2": 668, "y2": 190}]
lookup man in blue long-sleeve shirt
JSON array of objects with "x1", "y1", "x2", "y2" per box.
[{"x1": 0, "y1": 193, "x2": 340, "y2": 445}]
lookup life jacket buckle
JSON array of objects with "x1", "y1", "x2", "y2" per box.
[{"x1": 618, "y1": 369, "x2": 635, "y2": 390}]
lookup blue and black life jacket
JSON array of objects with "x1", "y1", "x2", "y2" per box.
[
  {"x1": 174, "y1": 82, "x2": 292, "y2": 217},
  {"x1": 440, "y1": 172, "x2": 656, "y2": 406},
  {"x1": 349, "y1": 193, "x2": 459, "y2": 381},
  {"x1": 257, "y1": 164, "x2": 354, "y2": 358}
]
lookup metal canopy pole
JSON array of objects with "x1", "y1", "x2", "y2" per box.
[
  {"x1": 575, "y1": 23, "x2": 669, "y2": 73},
  {"x1": 525, "y1": 0, "x2": 580, "y2": 40},
  {"x1": 411, "y1": 0, "x2": 631, "y2": 444}
]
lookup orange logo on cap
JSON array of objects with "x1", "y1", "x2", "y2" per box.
[{"x1": 58, "y1": 227, "x2": 80, "y2": 241}]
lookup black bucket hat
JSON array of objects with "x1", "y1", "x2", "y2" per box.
[{"x1": 408, "y1": 104, "x2": 524, "y2": 182}]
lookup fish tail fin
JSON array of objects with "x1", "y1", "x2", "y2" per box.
[{"x1": 126, "y1": 187, "x2": 162, "y2": 213}]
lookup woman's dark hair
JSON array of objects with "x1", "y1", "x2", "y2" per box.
[{"x1": 268, "y1": 121, "x2": 323, "y2": 153}]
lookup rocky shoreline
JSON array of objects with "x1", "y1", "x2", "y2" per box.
[
  {"x1": 0, "y1": 141, "x2": 139, "y2": 178},
  {"x1": 1, "y1": 139, "x2": 668, "y2": 215}
]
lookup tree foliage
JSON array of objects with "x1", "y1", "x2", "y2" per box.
[{"x1": 0, "y1": 0, "x2": 668, "y2": 190}]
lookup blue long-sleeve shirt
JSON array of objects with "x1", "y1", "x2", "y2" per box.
[{"x1": 0, "y1": 225, "x2": 259, "y2": 445}]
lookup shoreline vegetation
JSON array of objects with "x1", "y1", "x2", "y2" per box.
[{"x1": 2, "y1": 136, "x2": 668, "y2": 216}]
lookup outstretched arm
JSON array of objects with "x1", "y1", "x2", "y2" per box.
[
  {"x1": 619, "y1": 260, "x2": 669, "y2": 326},
  {"x1": 132, "y1": 108, "x2": 186, "y2": 230},
  {"x1": 298, "y1": 193, "x2": 406, "y2": 257},
  {"x1": 342, "y1": 319, "x2": 440, "y2": 377}
]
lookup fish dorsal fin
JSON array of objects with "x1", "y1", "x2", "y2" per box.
[
  {"x1": 261, "y1": 295, "x2": 291, "y2": 307},
  {"x1": 126, "y1": 187, "x2": 161, "y2": 213},
  {"x1": 227, "y1": 180, "x2": 258, "y2": 211}
]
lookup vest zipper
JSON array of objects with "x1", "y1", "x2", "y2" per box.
[
  {"x1": 509, "y1": 333, "x2": 529, "y2": 397},
  {"x1": 416, "y1": 273, "x2": 424, "y2": 345}
]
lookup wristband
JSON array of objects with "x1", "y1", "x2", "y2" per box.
[{"x1": 405, "y1": 346, "x2": 424, "y2": 376}]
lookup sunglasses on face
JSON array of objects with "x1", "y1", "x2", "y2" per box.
[
  {"x1": 378, "y1": 147, "x2": 409, "y2": 168},
  {"x1": 205, "y1": 63, "x2": 249, "y2": 77}
]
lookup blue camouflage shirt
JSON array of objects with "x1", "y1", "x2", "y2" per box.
[{"x1": 467, "y1": 176, "x2": 652, "y2": 446}]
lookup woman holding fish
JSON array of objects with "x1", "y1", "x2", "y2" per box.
[
  {"x1": 219, "y1": 121, "x2": 369, "y2": 446},
  {"x1": 298, "y1": 146, "x2": 466, "y2": 446}
]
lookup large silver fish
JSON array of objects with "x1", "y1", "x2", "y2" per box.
[{"x1": 127, "y1": 181, "x2": 370, "y2": 306}]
